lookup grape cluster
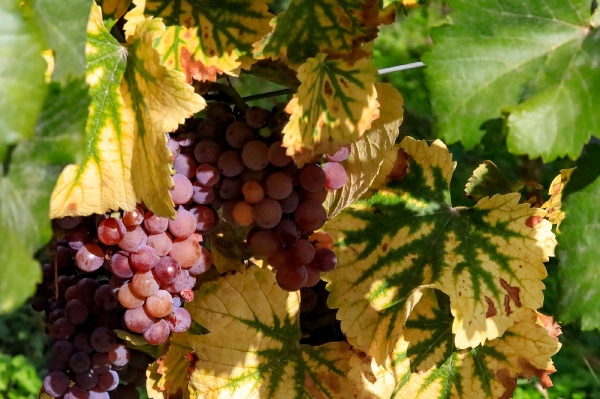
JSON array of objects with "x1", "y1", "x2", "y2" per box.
[{"x1": 168, "y1": 102, "x2": 348, "y2": 291}]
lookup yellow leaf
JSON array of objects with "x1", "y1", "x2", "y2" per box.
[
  {"x1": 96, "y1": 0, "x2": 132, "y2": 21},
  {"x1": 541, "y1": 168, "x2": 575, "y2": 230},
  {"x1": 326, "y1": 82, "x2": 403, "y2": 217},
  {"x1": 147, "y1": 333, "x2": 196, "y2": 399},
  {"x1": 282, "y1": 53, "x2": 379, "y2": 165}
]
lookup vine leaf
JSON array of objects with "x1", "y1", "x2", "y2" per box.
[
  {"x1": 0, "y1": 0, "x2": 47, "y2": 156},
  {"x1": 424, "y1": 0, "x2": 600, "y2": 162},
  {"x1": 96, "y1": 0, "x2": 132, "y2": 21},
  {"x1": 282, "y1": 53, "x2": 379, "y2": 165},
  {"x1": 51, "y1": 4, "x2": 205, "y2": 219},
  {"x1": 541, "y1": 168, "x2": 574, "y2": 230},
  {"x1": 253, "y1": 0, "x2": 391, "y2": 68},
  {"x1": 324, "y1": 137, "x2": 557, "y2": 364},
  {"x1": 125, "y1": 0, "x2": 272, "y2": 83},
  {"x1": 465, "y1": 161, "x2": 523, "y2": 202},
  {"x1": 326, "y1": 82, "x2": 403, "y2": 218},
  {"x1": 185, "y1": 266, "x2": 354, "y2": 398},
  {"x1": 349, "y1": 290, "x2": 561, "y2": 399},
  {"x1": 147, "y1": 333, "x2": 196, "y2": 399}
]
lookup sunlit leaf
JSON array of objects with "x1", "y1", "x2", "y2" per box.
[
  {"x1": 324, "y1": 137, "x2": 557, "y2": 364},
  {"x1": 350, "y1": 290, "x2": 561, "y2": 399},
  {"x1": 326, "y1": 83, "x2": 403, "y2": 218},
  {"x1": 96, "y1": 0, "x2": 132, "y2": 21},
  {"x1": 125, "y1": 0, "x2": 272, "y2": 83},
  {"x1": 147, "y1": 333, "x2": 196, "y2": 399},
  {"x1": 465, "y1": 161, "x2": 523, "y2": 202},
  {"x1": 540, "y1": 168, "x2": 574, "y2": 230},
  {"x1": 186, "y1": 266, "x2": 354, "y2": 398},
  {"x1": 254, "y1": 0, "x2": 390, "y2": 67},
  {"x1": 51, "y1": 4, "x2": 205, "y2": 219},
  {"x1": 282, "y1": 53, "x2": 379, "y2": 165}
]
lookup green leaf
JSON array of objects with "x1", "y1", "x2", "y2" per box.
[
  {"x1": 349, "y1": 291, "x2": 561, "y2": 399},
  {"x1": 186, "y1": 266, "x2": 354, "y2": 398},
  {"x1": 324, "y1": 137, "x2": 557, "y2": 364},
  {"x1": 465, "y1": 161, "x2": 523, "y2": 202},
  {"x1": 326, "y1": 82, "x2": 404, "y2": 218},
  {"x1": 282, "y1": 53, "x2": 379, "y2": 165},
  {"x1": 424, "y1": 0, "x2": 600, "y2": 162},
  {"x1": 0, "y1": 0, "x2": 47, "y2": 157},
  {"x1": 254, "y1": 0, "x2": 386, "y2": 68},
  {"x1": 33, "y1": 0, "x2": 93, "y2": 83},
  {"x1": 125, "y1": 0, "x2": 272, "y2": 83}
]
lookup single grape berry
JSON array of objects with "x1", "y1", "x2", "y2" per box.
[{"x1": 97, "y1": 218, "x2": 126, "y2": 245}]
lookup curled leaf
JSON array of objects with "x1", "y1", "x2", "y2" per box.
[
  {"x1": 541, "y1": 168, "x2": 575, "y2": 230},
  {"x1": 465, "y1": 160, "x2": 523, "y2": 201}
]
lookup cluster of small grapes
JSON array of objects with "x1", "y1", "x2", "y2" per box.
[{"x1": 168, "y1": 102, "x2": 349, "y2": 291}]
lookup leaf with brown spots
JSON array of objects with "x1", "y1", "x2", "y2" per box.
[{"x1": 349, "y1": 290, "x2": 561, "y2": 399}]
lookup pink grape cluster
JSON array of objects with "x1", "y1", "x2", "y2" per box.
[{"x1": 167, "y1": 102, "x2": 349, "y2": 291}]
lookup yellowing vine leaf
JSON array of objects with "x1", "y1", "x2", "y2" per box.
[
  {"x1": 324, "y1": 137, "x2": 557, "y2": 365},
  {"x1": 349, "y1": 291, "x2": 560, "y2": 399},
  {"x1": 282, "y1": 53, "x2": 379, "y2": 165},
  {"x1": 253, "y1": 0, "x2": 391, "y2": 68},
  {"x1": 186, "y1": 266, "x2": 354, "y2": 398},
  {"x1": 51, "y1": 4, "x2": 204, "y2": 219},
  {"x1": 147, "y1": 333, "x2": 196, "y2": 399},
  {"x1": 326, "y1": 82, "x2": 403, "y2": 218},
  {"x1": 96, "y1": 0, "x2": 132, "y2": 21},
  {"x1": 125, "y1": 0, "x2": 272, "y2": 83},
  {"x1": 541, "y1": 168, "x2": 575, "y2": 230},
  {"x1": 465, "y1": 161, "x2": 523, "y2": 202}
]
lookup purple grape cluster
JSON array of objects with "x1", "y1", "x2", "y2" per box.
[{"x1": 168, "y1": 102, "x2": 348, "y2": 291}]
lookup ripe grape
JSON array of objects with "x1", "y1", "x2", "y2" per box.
[
  {"x1": 145, "y1": 290, "x2": 173, "y2": 318},
  {"x1": 153, "y1": 256, "x2": 181, "y2": 285},
  {"x1": 299, "y1": 163, "x2": 326, "y2": 192},
  {"x1": 167, "y1": 137, "x2": 181, "y2": 158},
  {"x1": 276, "y1": 264, "x2": 308, "y2": 292},
  {"x1": 65, "y1": 299, "x2": 89, "y2": 325},
  {"x1": 226, "y1": 121, "x2": 254, "y2": 149},
  {"x1": 165, "y1": 307, "x2": 192, "y2": 333},
  {"x1": 91, "y1": 353, "x2": 111, "y2": 374},
  {"x1": 274, "y1": 219, "x2": 300, "y2": 246},
  {"x1": 51, "y1": 317, "x2": 77, "y2": 341},
  {"x1": 309, "y1": 231, "x2": 334, "y2": 250},
  {"x1": 194, "y1": 140, "x2": 221, "y2": 164},
  {"x1": 311, "y1": 248, "x2": 338, "y2": 272},
  {"x1": 143, "y1": 319, "x2": 170, "y2": 345},
  {"x1": 190, "y1": 205, "x2": 215, "y2": 231},
  {"x1": 217, "y1": 150, "x2": 244, "y2": 177},
  {"x1": 74, "y1": 369, "x2": 98, "y2": 390},
  {"x1": 188, "y1": 246, "x2": 212, "y2": 276},
  {"x1": 124, "y1": 307, "x2": 155, "y2": 333},
  {"x1": 130, "y1": 245, "x2": 158, "y2": 271},
  {"x1": 73, "y1": 332, "x2": 93, "y2": 354},
  {"x1": 242, "y1": 180, "x2": 265, "y2": 204},
  {"x1": 206, "y1": 101, "x2": 233, "y2": 121},
  {"x1": 69, "y1": 351, "x2": 91, "y2": 373},
  {"x1": 144, "y1": 212, "x2": 169, "y2": 234},
  {"x1": 123, "y1": 205, "x2": 145, "y2": 227},
  {"x1": 168, "y1": 209, "x2": 196, "y2": 238},
  {"x1": 147, "y1": 232, "x2": 173, "y2": 256},
  {"x1": 43, "y1": 371, "x2": 70, "y2": 397},
  {"x1": 195, "y1": 163, "x2": 220, "y2": 186},
  {"x1": 56, "y1": 216, "x2": 83, "y2": 230},
  {"x1": 170, "y1": 238, "x2": 202, "y2": 269},
  {"x1": 64, "y1": 386, "x2": 89, "y2": 399},
  {"x1": 289, "y1": 239, "x2": 315, "y2": 265},
  {"x1": 97, "y1": 370, "x2": 119, "y2": 391},
  {"x1": 265, "y1": 172, "x2": 293, "y2": 200},
  {"x1": 118, "y1": 225, "x2": 147, "y2": 251},
  {"x1": 268, "y1": 141, "x2": 292, "y2": 167},
  {"x1": 245, "y1": 106, "x2": 269, "y2": 128},
  {"x1": 173, "y1": 153, "x2": 198, "y2": 179},
  {"x1": 131, "y1": 271, "x2": 160, "y2": 297},
  {"x1": 326, "y1": 145, "x2": 350, "y2": 162},
  {"x1": 219, "y1": 177, "x2": 243, "y2": 199},
  {"x1": 294, "y1": 200, "x2": 327, "y2": 231},
  {"x1": 304, "y1": 264, "x2": 321, "y2": 287},
  {"x1": 171, "y1": 174, "x2": 194, "y2": 204},
  {"x1": 118, "y1": 282, "x2": 145, "y2": 309},
  {"x1": 197, "y1": 118, "x2": 224, "y2": 140},
  {"x1": 52, "y1": 340, "x2": 74, "y2": 363},
  {"x1": 279, "y1": 191, "x2": 299, "y2": 214},
  {"x1": 241, "y1": 140, "x2": 269, "y2": 170},
  {"x1": 323, "y1": 162, "x2": 347, "y2": 190},
  {"x1": 107, "y1": 343, "x2": 129, "y2": 367},
  {"x1": 248, "y1": 230, "x2": 280, "y2": 258},
  {"x1": 76, "y1": 244, "x2": 104, "y2": 272},
  {"x1": 97, "y1": 218, "x2": 126, "y2": 245},
  {"x1": 192, "y1": 182, "x2": 215, "y2": 204},
  {"x1": 267, "y1": 248, "x2": 290, "y2": 269},
  {"x1": 232, "y1": 201, "x2": 254, "y2": 226},
  {"x1": 90, "y1": 326, "x2": 116, "y2": 353},
  {"x1": 254, "y1": 198, "x2": 282, "y2": 229}
]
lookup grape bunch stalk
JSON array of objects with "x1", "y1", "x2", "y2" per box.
[{"x1": 169, "y1": 101, "x2": 349, "y2": 291}]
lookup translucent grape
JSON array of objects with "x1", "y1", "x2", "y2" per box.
[
  {"x1": 192, "y1": 182, "x2": 215, "y2": 204},
  {"x1": 171, "y1": 174, "x2": 194, "y2": 204},
  {"x1": 43, "y1": 371, "x2": 70, "y2": 397},
  {"x1": 143, "y1": 319, "x2": 170, "y2": 345},
  {"x1": 124, "y1": 306, "x2": 155, "y2": 333},
  {"x1": 147, "y1": 232, "x2": 173, "y2": 257},
  {"x1": 299, "y1": 163, "x2": 326, "y2": 192},
  {"x1": 65, "y1": 298, "x2": 89, "y2": 325},
  {"x1": 76, "y1": 244, "x2": 104, "y2": 272},
  {"x1": 97, "y1": 218, "x2": 126, "y2": 245},
  {"x1": 233, "y1": 201, "x2": 254, "y2": 226},
  {"x1": 323, "y1": 162, "x2": 347, "y2": 190},
  {"x1": 145, "y1": 290, "x2": 173, "y2": 318},
  {"x1": 225, "y1": 121, "x2": 254, "y2": 149},
  {"x1": 274, "y1": 219, "x2": 300, "y2": 246},
  {"x1": 253, "y1": 198, "x2": 282, "y2": 229},
  {"x1": 264, "y1": 172, "x2": 293, "y2": 200},
  {"x1": 267, "y1": 141, "x2": 292, "y2": 167},
  {"x1": 190, "y1": 205, "x2": 216, "y2": 231},
  {"x1": 110, "y1": 251, "x2": 134, "y2": 279},
  {"x1": 132, "y1": 271, "x2": 160, "y2": 297},
  {"x1": 173, "y1": 153, "x2": 198, "y2": 179},
  {"x1": 326, "y1": 145, "x2": 350, "y2": 162},
  {"x1": 165, "y1": 307, "x2": 192, "y2": 333},
  {"x1": 130, "y1": 245, "x2": 158, "y2": 272},
  {"x1": 248, "y1": 230, "x2": 280, "y2": 258},
  {"x1": 279, "y1": 191, "x2": 299, "y2": 214},
  {"x1": 188, "y1": 247, "x2": 213, "y2": 276},
  {"x1": 289, "y1": 239, "x2": 315, "y2": 265},
  {"x1": 123, "y1": 205, "x2": 145, "y2": 227},
  {"x1": 108, "y1": 343, "x2": 130, "y2": 367},
  {"x1": 118, "y1": 225, "x2": 148, "y2": 251},
  {"x1": 242, "y1": 180, "x2": 264, "y2": 204},
  {"x1": 168, "y1": 209, "x2": 196, "y2": 238},
  {"x1": 245, "y1": 106, "x2": 269, "y2": 128},
  {"x1": 311, "y1": 248, "x2": 338, "y2": 271},
  {"x1": 276, "y1": 264, "x2": 308, "y2": 291},
  {"x1": 69, "y1": 351, "x2": 91, "y2": 373},
  {"x1": 294, "y1": 200, "x2": 327, "y2": 231},
  {"x1": 97, "y1": 370, "x2": 119, "y2": 391},
  {"x1": 309, "y1": 231, "x2": 334, "y2": 250},
  {"x1": 153, "y1": 256, "x2": 181, "y2": 285},
  {"x1": 241, "y1": 140, "x2": 269, "y2": 170},
  {"x1": 170, "y1": 238, "x2": 202, "y2": 269},
  {"x1": 90, "y1": 326, "x2": 116, "y2": 353},
  {"x1": 217, "y1": 150, "x2": 244, "y2": 177},
  {"x1": 117, "y1": 283, "x2": 145, "y2": 309},
  {"x1": 194, "y1": 140, "x2": 221, "y2": 164}
]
